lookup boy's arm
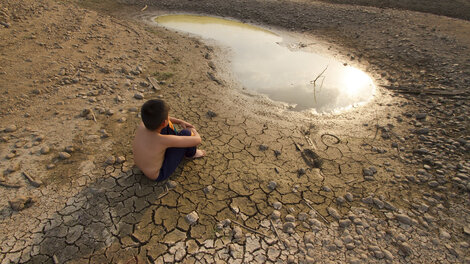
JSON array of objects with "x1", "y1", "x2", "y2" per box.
[
  {"x1": 163, "y1": 129, "x2": 201, "y2": 148},
  {"x1": 169, "y1": 117, "x2": 194, "y2": 129}
]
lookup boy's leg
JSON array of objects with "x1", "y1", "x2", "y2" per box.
[{"x1": 156, "y1": 129, "x2": 197, "y2": 182}]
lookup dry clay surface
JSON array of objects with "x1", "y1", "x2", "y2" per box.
[{"x1": 0, "y1": 0, "x2": 470, "y2": 263}]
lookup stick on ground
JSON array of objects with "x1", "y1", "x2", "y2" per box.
[
  {"x1": 303, "y1": 198, "x2": 330, "y2": 224},
  {"x1": 232, "y1": 219, "x2": 269, "y2": 238}
]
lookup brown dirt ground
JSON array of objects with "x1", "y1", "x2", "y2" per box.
[{"x1": 0, "y1": 0, "x2": 469, "y2": 263}]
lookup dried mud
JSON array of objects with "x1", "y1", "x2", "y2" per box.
[{"x1": 0, "y1": 0, "x2": 469, "y2": 263}]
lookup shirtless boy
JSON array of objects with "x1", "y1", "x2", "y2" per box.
[{"x1": 133, "y1": 99, "x2": 205, "y2": 181}]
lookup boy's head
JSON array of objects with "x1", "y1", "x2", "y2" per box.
[{"x1": 141, "y1": 99, "x2": 169, "y2": 131}]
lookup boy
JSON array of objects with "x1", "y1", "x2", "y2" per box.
[{"x1": 133, "y1": 99, "x2": 205, "y2": 181}]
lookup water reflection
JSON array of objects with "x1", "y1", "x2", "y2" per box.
[{"x1": 155, "y1": 15, "x2": 375, "y2": 113}]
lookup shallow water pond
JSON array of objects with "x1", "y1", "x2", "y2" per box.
[{"x1": 155, "y1": 14, "x2": 375, "y2": 113}]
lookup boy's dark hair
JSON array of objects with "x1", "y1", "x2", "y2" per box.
[{"x1": 141, "y1": 99, "x2": 169, "y2": 131}]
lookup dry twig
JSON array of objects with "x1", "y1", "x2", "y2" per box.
[
  {"x1": 303, "y1": 198, "x2": 330, "y2": 224},
  {"x1": 270, "y1": 219, "x2": 288, "y2": 249},
  {"x1": 231, "y1": 220, "x2": 269, "y2": 238}
]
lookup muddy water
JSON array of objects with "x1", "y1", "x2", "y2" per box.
[{"x1": 155, "y1": 14, "x2": 376, "y2": 113}]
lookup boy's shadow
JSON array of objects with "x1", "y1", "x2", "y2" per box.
[{"x1": 25, "y1": 165, "x2": 181, "y2": 263}]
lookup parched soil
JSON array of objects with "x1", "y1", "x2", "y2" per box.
[
  {"x1": 0, "y1": 0, "x2": 469, "y2": 263},
  {"x1": 317, "y1": 0, "x2": 470, "y2": 21}
]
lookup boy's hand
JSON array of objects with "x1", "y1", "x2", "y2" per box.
[{"x1": 180, "y1": 120, "x2": 194, "y2": 129}]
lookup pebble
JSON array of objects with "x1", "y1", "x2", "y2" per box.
[
  {"x1": 283, "y1": 222, "x2": 295, "y2": 234},
  {"x1": 64, "y1": 146, "x2": 74, "y2": 153},
  {"x1": 206, "y1": 110, "x2": 217, "y2": 118},
  {"x1": 40, "y1": 146, "x2": 50, "y2": 155},
  {"x1": 232, "y1": 226, "x2": 243, "y2": 239},
  {"x1": 9, "y1": 196, "x2": 33, "y2": 211},
  {"x1": 134, "y1": 93, "x2": 144, "y2": 100},
  {"x1": 272, "y1": 201, "x2": 282, "y2": 210},
  {"x1": 298, "y1": 212, "x2": 308, "y2": 221},
  {"x1": 336, "y1": 196, "x2": 346, "y2": 204},
  {"x1": 395, "y1": 213, "x2": 413, "y2": 225},
  {"x1": 345, "y1": 192, "x2": 354, "y2": 202},
  {"x1": 463, "y1": 225, "x2": 470, "y2": 236},
  {"x1": 416, "y1": 113, "x2": 427, "y2": 120},
  {"x1": 271, "y1": 210, "x2": 281, "y2": 220},
  {"x1": 285, "y1": 214, "x2": 296, "y2": 222},
  {"x1": 203, "y1": 185, "x2": 214, "y2": 194},
  {"x1": 167, "y1": 180, "x2": 177, "y2": 189},
  {"x1": 259, "y1": 144, "x2": 268, "y2": 151},
  {"x1": 267, "y1": 181, "x2": 277, "y2": 190},
  {"x1": 116, "y1": 156, "x2": 126, "y2": 164},
  {"x1": 105, "y1": 156, "x2": 116, "y2": 165},
  {"x1": 339, "y1": 219, "x2": 352, "y2": 228},
  {"x1": 221, "y1": 219, "x2": 231, "y2": 227},
  {"x1": 4, "y1": 125, "x2": 17, "y2": 133},
  {"x1": 185, "y1": 211, "x2": 199, "y2": 225},
  {"x1": 439, "y1": 228, "x2": 451, "y2": 239},
  {"x1": 327, "y1": 207, "x2": 341, "y2": 220}
]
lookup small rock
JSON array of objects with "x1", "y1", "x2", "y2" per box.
[
  {"x1": 283, "y1": 222, "x2": 296, "y2": 233},
  {"x1": 134, "y1": 93, "x2": 144, "y2": 100},
  {"x1": 345, "y1": 192, "x2": 354, "y2": 202},
  {"x1": 259, "y1": 144, "x2": 268, "y2": 151},
  {"x1": 398, "y1": 242, "x2": 413, "y2": 256},
  {"x1": 4, "y1": 125, "x2": 17, "y2": 133},
  {"x1": 221, "y1": 219, "x2": 231, "y2": 227},
  {"x1": 416, "y1": 113, "x2": 427, "y2": 120},
  {"x1": 64, "y1": 146, "x2": 74, "y2": 153},
  {"x1": 203, "y1": 185, "x2": 214, "y2": 194},
  {"x1": 463, "y1": 225, "x2": 470, "y2": 236},
  {"x1": 167, "y1": 180, "x2": 177, "y2": 189},
  {"x1": 9, "y1": 196, "x2": 33, "y2": 211},
  {"x1": 285, "y1": 214, "x2": 296, "y2": 222},
  {"x1": 116, "y1": 156, "x2": 126, "y2": 164},
  {"x1": 363, "y1": 168, "x2": 374, "y2": 176},
  {"x1": 272, "y1": 201, "x2": 282, "y2": 210},
  {"x1": 395, "y1": 214, "x2": 413, "y2": 225},
  {"x1": 105, "y1": 156, "x2": 116, "y2": 165},
  {"x1": 4, "y1": 163, "x2": 20, "y2": 175},
  {"x1": 339, "y1": 219, "x2": 352, "y2": 228},
  {"x1": 416, "y1": 128, "x2": 430, "y2": 135},
  {"x1": 298, "y1": 168, "x2": 306, "y2": 176},
  {"x1": 327, "y1": 207, "x2": 340, "y2": 220},
  {"x1": 271, "y1": 210, "x2": 281, "y2": 220},
  {"x1": 273, "y1": 150, "x2": 281, "y2": 157},
  {"x1": 232, "y1": 226, "x2": 243, "y2": 239},
  {"x1": 185, "y1": 211, "x2": 199, "y2": 225},
  {"x1": 336, "y1": 196, "x2": 346, "y2": 204},
  {"x1": 40, "y1": 146, "x2": 50, "y2": 154},
  {"x1": 267, "y1": 181, "x2": 277, "y2": 190},
  {"x1": 206, "y1": 110, "x2": 217, "y2": 118},
  {"x1": 298, "y1": 212, "x2": 308, "y2": 221},
  {"x1": 439, "y1": 228, "x2": 451, "y2": 239}
]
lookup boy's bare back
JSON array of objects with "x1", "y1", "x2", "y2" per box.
[{"x1": 133, "y1": 123, "x2": 167, "y2": 180}]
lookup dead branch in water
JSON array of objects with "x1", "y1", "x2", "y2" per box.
[{"x1": 311, "y1": 66, "x2": 328, "y2": 103}]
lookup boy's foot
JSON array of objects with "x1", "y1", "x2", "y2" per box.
[{"x1": 193, "y1": 149, "x2": 206, "y2": 158}]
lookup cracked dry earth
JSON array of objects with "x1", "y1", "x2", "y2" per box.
[{"x1": 1, "y1": 0, "x2": 470, "y2": 263}]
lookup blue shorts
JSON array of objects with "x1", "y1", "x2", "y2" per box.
[{"x1": 155, "y1": 125, "x2": 196, "y2": 182}]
